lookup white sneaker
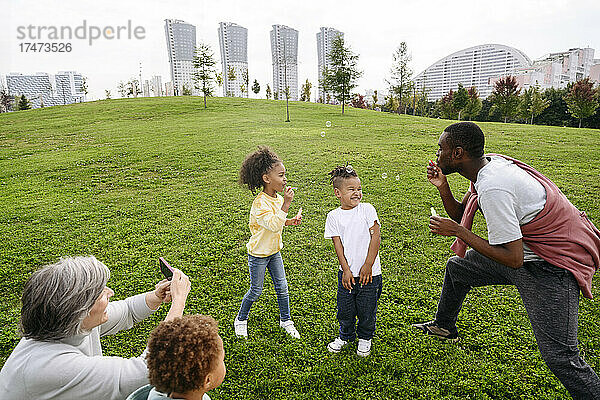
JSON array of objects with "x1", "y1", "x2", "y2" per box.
[
  {"x1": 357, "y1": 339, "x2": 371, "y2": 357},
  {"x1": 327, "y1": 337, "x2": 348, "y2": 353},
  {"x1": 279, "y1": 320, "x2": 300, "y2": 339},
  {"x1": 234, "y1": 318, "x2": 247, "y2": 339}
]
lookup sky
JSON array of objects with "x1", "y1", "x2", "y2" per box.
[{"x1": 2, "y1": 0, "x2": 599, "y2": 101}]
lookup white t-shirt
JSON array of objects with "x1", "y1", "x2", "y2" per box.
[
  {"x1": 474, "y1": 156, "x2": 547, "y2": 261},
  {"x1": 324, "y1": 202, "x2": 382, "y2": 277}
]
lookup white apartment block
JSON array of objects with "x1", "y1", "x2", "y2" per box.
[
  {"x1": 413, "y1": 44, "x2": 531, "y2": 100},
  {"x1": 506, "y1": 47, "x2": 596, "y2": 90},
  {"x1": 590, "y1": 59, "x2": 600, "y2": 85},
  {"x1": 6, "y1": 71, "x2": 85, "y2": 108},
  {"x1": 270, "y1": 25, "x2": 298, "y2": 101},
  {"x1": 164, "y1": 19, "x2": 196, "y2": 95},
  {"x1": 218, "y1": 22, "x2": 249, "y2": 98},
  {"x1": 316, "y1": 27, "x2": 343, "y2": 102}
]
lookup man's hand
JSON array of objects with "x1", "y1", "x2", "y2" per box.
[
  {"x1": 358, "y1": 264, "x2": 373, "y2": 286},
  {"x1": 427, "y1": 160, "x2": 448, "y2": 188},
  {"x1": 341, "y1": 269, "x2": 354, "y2": 291},
  {"x1": 429, "y1": 216, "x2": 461, "y2": 237}
]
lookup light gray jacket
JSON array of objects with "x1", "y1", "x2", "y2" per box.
[{"x1": 0, "y1": 293, "x2": 155, "y2": 400}]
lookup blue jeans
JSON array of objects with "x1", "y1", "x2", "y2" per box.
[
  {"x1": 237, "y1": 252, "x2": 291, "y2": 322},
  {"x1": 337, "y1": 271, "x2": 382, "y2": 341}
]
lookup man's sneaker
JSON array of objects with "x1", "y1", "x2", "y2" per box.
[
  {"x1": 412, "y1": 320, "x2": 459, "y2": 342},
  {"x1": 327, "y1": 337, "x2": 348, "y2": 353},
  {"x1": 279, "y1": 320, "x2": 300, "y2": 339},
  {"x1": 357, "y1": 339, "x2": 372, "y2": 357},
  {"x1": 234, "y1": 318, "x2": 248, "y2": 339}
]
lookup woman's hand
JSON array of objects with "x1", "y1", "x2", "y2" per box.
[
  {"x1": 153, "y1": 279, "x2": 172, "y2": 303},
  {"x1": 169, "y1": 269, "x2": 191, "y2": 306}
]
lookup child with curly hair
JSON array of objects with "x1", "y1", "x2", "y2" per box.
[
  {"x1": 234, "y1": 146, "x2": 302, "y2": 339},
  {"x1": 324, "y1": 165, "x2": 382, "y2": 357},
  {"x1": 134, "y1": 314, "x2": 225, "y2": 400}
]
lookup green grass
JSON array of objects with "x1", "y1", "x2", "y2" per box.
[{"x1": 1, "y1": 96, "x2": 599, "y2": 399}]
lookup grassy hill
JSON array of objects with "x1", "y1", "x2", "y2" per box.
[{"x1": 1, "y1": 97, "x2": 599, "y2": 399}]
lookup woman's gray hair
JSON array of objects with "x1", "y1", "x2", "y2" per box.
[{"x1": 20, "y1": 256, "x2": 110, "y2": 341}]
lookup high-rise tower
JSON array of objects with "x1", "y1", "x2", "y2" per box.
[
  {"x1": 270, "y1": 25, "x2": 298, "y2": 101},
  {"x1": 164, "y1": 19, "x2": 196, "y2": 95},
  {"x1": 218, "y1": 22, "x2": 249, "y2": 98},
  {"x1": 316, "y1": 27, "x2": 343, "y2": 102}
]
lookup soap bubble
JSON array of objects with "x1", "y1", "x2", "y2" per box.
[
  {"x1": 395, "y1": 175, "x2": 400, "y2": 181},
  {"x1": 381, "y1": 173, "x2": 388, "y2": 179},
  {"x1": 326, "y1": 121, "x2": 332, "y2": 128},
  {"x1": 320, "y1": 131, "x2": 326, "y2": 137}
]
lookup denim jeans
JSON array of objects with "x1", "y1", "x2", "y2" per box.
[
  {"x1": 435, "y1": 249, "x2": 600, "y2": 399},
  {"x1": 337, "y1": 271, "x2": 382, "y2": 341},
  {"x1": 236, "y1": 252, "x2": 291, "y2": 322}
]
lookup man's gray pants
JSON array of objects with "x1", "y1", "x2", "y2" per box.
[{"x1": 435, "y1": 249, "x2": 600, "y2": 399}]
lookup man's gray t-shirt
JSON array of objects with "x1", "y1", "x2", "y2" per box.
[{"x1": 474, "y1": 156, "x2": 546, "y2": 261}]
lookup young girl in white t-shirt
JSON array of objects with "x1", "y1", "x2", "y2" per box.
[{"x1": 324, "y1": 165, "x2": 382, "y2": 357}]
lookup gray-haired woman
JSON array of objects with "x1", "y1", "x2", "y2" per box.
[{"x1": 0, "y1": 256, "x2": 191, "y2": 400}]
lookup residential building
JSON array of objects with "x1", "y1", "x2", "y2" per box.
[
  {"x1": 316, "y1": 27, "x2": 343, "y2": 102},
  {"x1": 218, "y1": 22, "x2": 248, "y2": 98},
  {"x1": 143, "y1": 80, "x2": 151, "y2": 97},
  {"x1": 413, "y1": 44, "x2": 532, "y2": 100},
  {"x1": 6, "y1": 71, "x2": 85, "y2": 108},
  {"x1": 165, "y1": 82, "x2": 174, "y2": 96},
  {"x1": 151, "y1": 75, "x2": 163, "y2": 96},
  {"x1": 270, "y1": 24, "x2": 298, "y2": 101},
  {"x1": 590, "y1": 59, "x2": 600, "y2": 85},
  {"x1": 164, "y1": 19, "x2": 196, "y2": 95}
]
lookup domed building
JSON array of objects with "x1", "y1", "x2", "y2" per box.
[{"x1": 413, "y1": 44, "x2": 531, "y2": 100}]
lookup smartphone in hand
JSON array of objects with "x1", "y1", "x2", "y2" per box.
[{"x1": 159, "y1": 257, "x2": 174, "y2": 280}]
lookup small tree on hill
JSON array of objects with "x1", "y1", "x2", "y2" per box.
[
  {"x1": 227, "y1": 66, "x2": 236, "y2": 97},
  {"x1": 105, "y1": 90, "x2": 112, "y2": 100},
  {"x1": 300, "y1": 79, "x2": 312, "y2": 101},
  {"x1": 0, "y1": 90, "x2": 13, "y2": 112},
  {"x1": 266, "y1": 84, "x2": 272, "y2": 99},
  {"x1": 351, "y1": 94, "x2": 367, "y2": 109},
  {"x1": 192, "y1": 42, "x2": 217, "y2": 109},
  {"x1": 216, "y1": 73, "x2": 223, "y2": 96},
  {"x1": 322, "y1": 34, "x2": 362, "y2": 115},
  {"x1": 252, "y1": 80, "x2": 260, "y2": 96},
  {"x1": 181, "y1": 84, "x2": 192, "y2": 96},
  {"x1": 17, "y1": 95, "x2": 31, "y2": 110},
  {"x1": 565, "y1": 78, "x2": 599, "y2": 128},
  {"x1": 489, "y1": 76, "x2": 521, "y2": 123},
  {"x1": 452, "y1": 84, "x2": 469, "y2": 120},
  {"x1": 117, "y1": 81, "x2": 127, "y2": 98},
  {"x1": 242, "y1": 69, "x2": 249, "y2": 98},
  {"x1": 388, "y1": 42, "x2": 413, "y2": 114},
  {"x1": 439, "y1": 89, "x2": 456, "y2": 119},
  {"x1": 371, "y1": 90, "x2": 378, "y2": 109}
]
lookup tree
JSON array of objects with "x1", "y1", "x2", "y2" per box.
[
  {"x1": 216, "y1": 73, "x2": 223, "y2": 96},
  {"x1": 240, "y1": 84, "x2": 246, "y2": 97},
  {"x1": 242, "y1": 69, "x2": 249, "y2": 98},
  {"x1": 300, "y1": 79, "x2": 312, "y2": 101},
  {"x1": 452, "y1": 84, "x2": 469, "y2": 120},
  {"x1": 529, "y1": 85, "x2": 549, "y2": 124},
  {"x1": 105, "y1": 90, "x2": 112, "y2": 99},
  {"x1": 463, "y1": 86, "x2": 482, "y2": 121},
  {"x1": 252, "y1": 79, "x2": 260, "y2": 95},
  {"x1": 181, "y1": 84, "x2": 192, "y2": 96},
  {"x1": 17, "y1": 95, "x2": 31, "y2": 110},
  {"x1": 438, "y1": 89, "x2": 456, "y2": 119},
  {"x1": 227, "y1": 66, "x2": 236, "y2": 97},
  {"x1": 350, "y1": 94, "x2": 367, "y2": 109},
  {"x1": 383, "y1": 94, "x2": 399, "y2": 113},
  {"x1": 127, "y1": 79, "x2": 142, "y2": 97},
  {"x1": 565, "y1": 78, "x2": 599, "y2": 128},
  {"x1": 518, "y1": 87, "x2": 533, "y2": 123},
  {"x1": 416, "y1": 86, "x2": 430, "y2": 116},
  {"x1": 266, "y1": 84, "x2": 272, "y2": 100},
  {"x1": 388, "y1": 42, "x2": 413, "y2": 114},
  {"x1": 371, "y1": 90, "x2": 378, "y2": 109},
  {"x1": 192, "y1": 42, "x2": 217, "y2": 109},
  {"x1": 489, "y1": 76, "x2": 521, "y2": 123},
  {"x1": 0, "y1": 90, "x2": 13, "y2": 112},
  {"x1": 536, "y1": 87, "x2": 570, "y2": 126},
  {"x1": 81, "y1": 77, "x2": 88, "y2": 100},
  {"x1": 321, "y1": 34, "x2": 362, "y2": 114},
  {"x1": 117, "y1": 81, "x2": 127, "y2": 98},
  {"x1": 273, "y1": 91, "x2": 279, "y2": 100}
]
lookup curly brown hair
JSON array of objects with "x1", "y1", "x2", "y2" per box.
[
  {"x1": 328, "y1": 164, "x2": 359, "y2": 188},
  {"x1": 239, "y1": 146, "x2": 281, "y2": 194},
  {"x1": 147, "y1": 315, "x2": 221, "y2": 394}
]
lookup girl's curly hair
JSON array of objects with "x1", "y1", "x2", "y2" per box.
[
  {"x1": 239, "y1": 146, "x2": 281, "y2": 194},
  {"x1": 147, "y1": 315, "x2": 221, "y2": 395},
  {"x1": 328, "y1": 164, "x2": 358, "y2": 188}
]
